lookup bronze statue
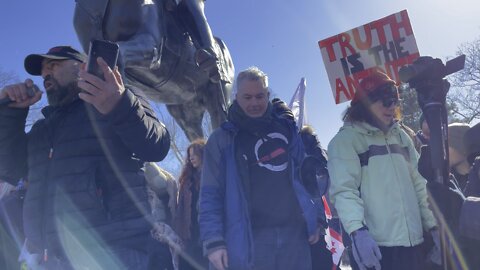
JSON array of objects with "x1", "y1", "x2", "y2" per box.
[{"x1": 73, "y1": 0, "x2": 234, "y2": 141}]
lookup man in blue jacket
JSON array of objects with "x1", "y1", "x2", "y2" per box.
[
  {"x1": 199, "y1": 66, "x2": 321, "y2": 270},
  {"x1": 0, "y1": 46, "x2": 170, "y2": 269}
]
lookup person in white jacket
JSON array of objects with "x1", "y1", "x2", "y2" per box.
[{"x1": 327, "y1": 71, "x2": 439, "y2": 270}]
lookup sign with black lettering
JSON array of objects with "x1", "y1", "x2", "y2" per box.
[{"x1": 318, "y1": 10, "x2": 419, "y2": 104}]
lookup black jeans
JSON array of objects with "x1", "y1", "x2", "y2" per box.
[
  {"x1": 252, "y1": 225, "x2": 312, "y2": 270},
  {"x1": 310, "y1": 240, "x2": 334, "y2": 270},
  {"x1": 349, "y1": 245, "x2": 425, "y2": 270},
  {"x1": 178, "y1": 240, "x2": 208, "y2": 270}
]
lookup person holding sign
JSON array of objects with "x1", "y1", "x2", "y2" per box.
[{"x1": 327, "y1": 71, "x2": 439, "y2": 270}]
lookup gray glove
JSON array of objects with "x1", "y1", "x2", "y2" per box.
[{"x1": 351, "y1": 228, "x2": 382, "y2": 270}]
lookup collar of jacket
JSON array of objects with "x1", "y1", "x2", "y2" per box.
[
  {"x1": 221, "y1": 111, "x2": 297, "y2": 138},
  {"x1": 221, "y1": 120, "x2": 239, "y2": 134},
  {"x1": 41, "y1": 98, "x2": 84, "y2": 117},
  {"x1": 342, "y1": 120, "x2": 401, "y2": 137}
]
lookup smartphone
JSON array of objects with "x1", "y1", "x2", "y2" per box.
[{"x1": 86, "y1": 39, "x2": 119, "y2": 80}]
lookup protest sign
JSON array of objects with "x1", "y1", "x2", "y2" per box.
[{"x1": 319, "y1": 10, "x2": 419, "y2": 104}]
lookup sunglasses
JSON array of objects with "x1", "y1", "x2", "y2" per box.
[{"x1": 368, "y1": 84, "x2": 400, "y2": 107}]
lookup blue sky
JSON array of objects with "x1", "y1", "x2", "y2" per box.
[{"x1": 1, "y1": 0, "x2": 479, "y2": 153}]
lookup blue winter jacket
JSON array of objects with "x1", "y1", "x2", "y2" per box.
[{"x1": 199, "y1": 117, "x2": 319, "y2": 270}]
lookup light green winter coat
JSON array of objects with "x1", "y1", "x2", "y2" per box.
[{"x1": 328, "y1": 121, "x2": 437, "y2": 247}]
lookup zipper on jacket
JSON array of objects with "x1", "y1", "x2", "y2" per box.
[
  {"x1": 385, "y1": 136, "x2": 414, "y2": 245},
  {"x1": 231, "y1": 133, "x2": 254, "y2": 267},
  {"x1": 41, "y1": 144, "x2": 55, "y2": 262},
  {"x1": 40, "y1": 110, "x2": 62, "y2": 261},
  {"x1": 43, "y1": 249, "x2": 48, "y2": 262}
]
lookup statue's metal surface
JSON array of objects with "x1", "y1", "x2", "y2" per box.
[{"x1": 74, "y1": 0, "x2": 234, "y2": 141}]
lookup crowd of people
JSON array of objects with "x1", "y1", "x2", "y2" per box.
[{"x1": 1, "y1": 43, "x2": 480, "y2": 270}]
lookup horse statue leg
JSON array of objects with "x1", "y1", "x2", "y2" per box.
[
  {"x1": 73, "y1": 0, "x2": 110, "y2": 52},
  {"x1": 200, "y1": 82, "x2": 228, "y2": 129},
  {"x1": 166, "y1": 99, "x2": 205, "y2": 141},
  {"x1": 74, "y1": 0, "x2": 235, "y2": 141},
  {"x1": 203, "y1": 37, "x2": 235, "y2": 124},
  {"x1": 189, "y1": 37, "x2": 234, "y2": 131},
  {"x1": 176, "y1": 0, "x2": 221, "y2": 83}
]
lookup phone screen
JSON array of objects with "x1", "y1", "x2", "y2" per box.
[{"x1": 86, "y1": 40, "x2": 119, "y2": 80}]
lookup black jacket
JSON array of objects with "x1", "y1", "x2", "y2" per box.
[{"x1": 0, "y1": 90, "x2": 170, "y2": 257}]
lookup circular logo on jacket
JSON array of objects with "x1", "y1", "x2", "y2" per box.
[{"x1": 254, "y1": 132, "x2": 289, "y2": 172}]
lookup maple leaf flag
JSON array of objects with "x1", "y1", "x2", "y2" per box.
[
  {"x1": 288, "y1": 78, "x2": 345, "y2": 269},
  {"x1": 323, "y1": 197, "x2": 345, "y2": 269}
]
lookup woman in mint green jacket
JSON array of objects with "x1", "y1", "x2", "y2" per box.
[{"x1": 327, "y1": 71, "x2": 438, "y2": 270}]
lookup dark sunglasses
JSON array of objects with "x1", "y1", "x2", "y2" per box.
[
  {"x1": 379, "y1": 97, "x2": 399, "y2": 107},
  {"x1": 368, "y1": 84, "x2": 399, "y2": 107}
]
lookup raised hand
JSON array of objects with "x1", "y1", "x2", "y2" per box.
[
  {"x1": 78, "y1": 57, "x2": 125, "y2": 114},
  {"x1": 0, "y1": 79, "x2": 42, "y2": 108}
]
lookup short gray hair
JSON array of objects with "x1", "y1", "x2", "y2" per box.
[{"x1": 236, "y1": 66, "x2": 269, "y2": 92}]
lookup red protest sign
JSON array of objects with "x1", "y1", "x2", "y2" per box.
[{"x1": 318, "y1": 10, "x2": 419, "y2": 104}]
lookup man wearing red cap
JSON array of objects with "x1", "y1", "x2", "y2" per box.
[
  {"x1": 327, "y1": 71, "x2": 438, "y2": 270},
  {"x1": 0, "y1": 46, "x2": 171, "y2": 269}
]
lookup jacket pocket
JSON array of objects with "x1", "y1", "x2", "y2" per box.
[{"x1": 56, "y1": 166, "x2": 106, "y2": 218}]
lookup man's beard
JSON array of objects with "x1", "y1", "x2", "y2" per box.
[{"x1": 45, "y1": 76, "x2": 81, "y2": 107}]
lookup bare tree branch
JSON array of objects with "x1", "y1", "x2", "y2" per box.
[
  {"x1": 0, "y1": 68, "x2": 19, "y2": 88},
  {"x1": 448, "y1": 36, "x2": 480, "y2": 123}
]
